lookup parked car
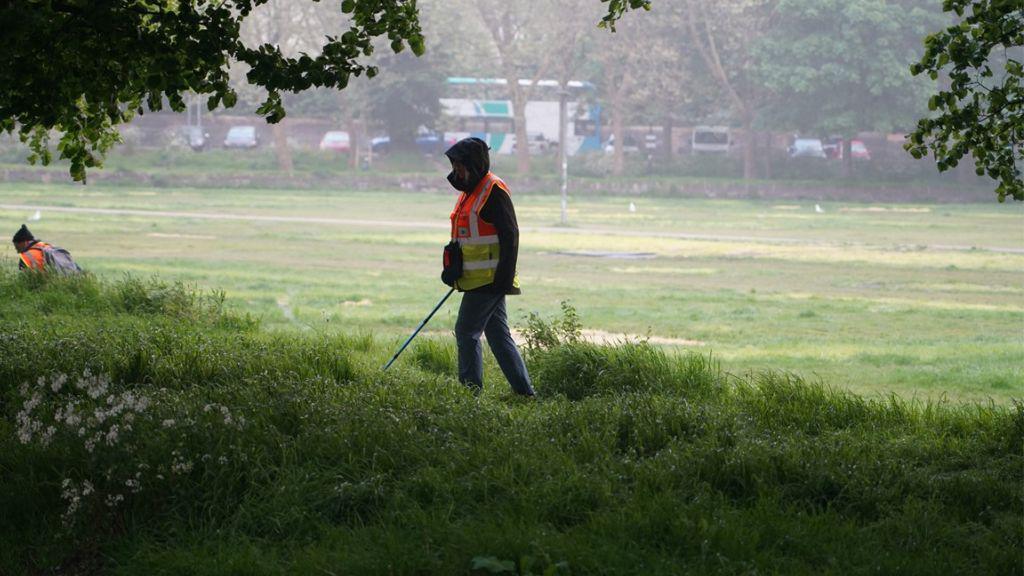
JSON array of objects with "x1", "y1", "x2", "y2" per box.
[
  {"x1": 224, "y1": 125, "x2": 259, "y2": 149},
  {"x1": 415, "y1": 130, "x2": 444, "y2": 155},
  {"x1": 370, "y1": 135, "x2": 391, "y2": 155},
  {"x1": 319, "y1": 130, "x2": 351, "y2": 153},
  {"x1": 849, "y1": 140, "x2": 871, "y2": 160},
  {"x1": 181, "y1": 126, "x2": 210, "y2": 151},
  {"x1": 691, "y1": 126, "x2": 732, "y2": 155},
  {"x1": 788, "y1": 138, "x2": 827, "y2": 159}
]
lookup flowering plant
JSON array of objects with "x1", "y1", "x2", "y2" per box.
[{"x1": 15, "y1": 371, "x2": 249, "y2": 527}]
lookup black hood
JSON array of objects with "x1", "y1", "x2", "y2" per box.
[
  {"x1": 444, "y1": 137, "x2": 490, "y2": 192},
  {"x1": 12, "y1": 224, "x2": 34, "y2": 244}
]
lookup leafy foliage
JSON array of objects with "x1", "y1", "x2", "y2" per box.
[
  {"x1": 0, "y1": 1, "x2": 425, "y2": 182},
  {"x1": 905, "y1": 0, "x2": 1024, "y2": 201},
  {"x1": 755, "y1": 0, "x2": 942, "y2": 137},
  {"x1": 520, "y1": 301, "x2": 582, "y2": 351},
  {"x1": 598, "y1": 0, "x2": 652, "y2": 31}
]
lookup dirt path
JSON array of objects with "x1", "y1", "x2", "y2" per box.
[{"x1": 2, "y1": 203, "x2": 1022, "y2": 255}]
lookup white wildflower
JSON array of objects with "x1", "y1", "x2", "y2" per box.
[
  {"x1": 171, "y1": 457, "x2": 194, "y2": 474},
  {"x1": 161, "y1": 419, "x2": 176, "y2": 428},
  {"x1": 64, "y1": 408, "x2": 81, "y2": 427},
  {"x1": 105, "y1": 425, "x2": 120, "y2": 446},
  {"x1": 40, "y1": 425, "x2": 56, "y2": 446}
]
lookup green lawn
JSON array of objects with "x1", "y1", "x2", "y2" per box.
[{"x1": 1, "y1": 181, "x2": 1021, "y2": 403}]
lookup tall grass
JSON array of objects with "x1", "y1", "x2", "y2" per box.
[{"x1": 0, "y1": 270, "x2": 1019, "y2": 575}]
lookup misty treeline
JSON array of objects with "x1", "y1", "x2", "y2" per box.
[{"x1": 230, "y1": 0, "x2": 949, "y2": 177}]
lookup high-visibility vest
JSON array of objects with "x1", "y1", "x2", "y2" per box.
[
  {"x1": 19, "y1": 241, "x2": 50, "y2": 271},
  {"x1": 450, "y1": 172, "x2": 520, "y2": 292}
]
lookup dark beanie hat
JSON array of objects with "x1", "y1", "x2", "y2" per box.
[{"x1": 12, "y1": 224, "x2": 34, "y2": 244}]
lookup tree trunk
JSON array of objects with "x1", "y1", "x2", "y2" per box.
[
  {"x1": 761, "y1": 131, "x2": 773, "y2": 180},
  {"x1": 272, "y1": 121, "x2": 293, "y2": 176},
  {"x1": 612, "y1": 87, "x2": 625, "y2": 177},
  {"x1": 348, "y1": 118, "x2": 360, "y2": 170},
  {"x1": 662, "y1": 118, "x2": 673, "y2": 160},
  {"x1": 742, "y1": 115, "x2": 755, "y2": 180},
  {"x1": 841, "y1": 137, "x2": 853, "y2": 179},
  {"x1": 511, "y1": 81, "x2": 531, "y2": 174}
]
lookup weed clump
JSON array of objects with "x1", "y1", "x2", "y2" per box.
[{"x1": 522, "y1": 302, "x2": 721, "y2": 399}]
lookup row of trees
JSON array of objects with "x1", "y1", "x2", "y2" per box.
[
  {"x1": 224, "y1": 0, "x2": 946, "y2": 180},
  {"x1": 1, "y1": 1, "x2": 1019, "y2": 199}
]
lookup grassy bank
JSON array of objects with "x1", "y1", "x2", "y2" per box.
[{"x1": 1, "y1": 271, "x2": 1020, "y2": 575}]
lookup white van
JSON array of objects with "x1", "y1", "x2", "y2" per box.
[{"x1": 691, "y1": 126, "x2": 731, "y2": 155}]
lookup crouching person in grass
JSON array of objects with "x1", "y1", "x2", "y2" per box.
[
  {"x1": 443, "y1": 137, "x2": 535, "y2": 398},
  {"x1": 12, "y1": 224, "x2": 83, "y2": 274}
]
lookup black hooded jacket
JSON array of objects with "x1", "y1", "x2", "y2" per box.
[{"x1": 444, "y1": 138, "x2": 521, "y2": 295}]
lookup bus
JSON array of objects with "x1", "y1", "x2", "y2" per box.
[{"x1": 439, "y1": 77, "x2": 604, "y2": 156}]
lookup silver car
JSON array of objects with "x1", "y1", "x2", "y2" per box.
[{"x1": 788, "y1": 138, "x2": 827, "y2": 159}]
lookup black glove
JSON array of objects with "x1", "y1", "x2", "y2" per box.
[{"x1": 441, "y1": 240, "x2": 463, "y2": 287}]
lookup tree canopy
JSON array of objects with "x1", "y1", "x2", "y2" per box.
[
  {"x1": 905, "y1": 0, "x2": 1023, "y2": 201},
  {"x1": 4, "y1": 0, "x2": 1020, "y2": 199},
  {"x1": 0, "y1": 0, "x2": 425, "y2": 181},
  {"x1": 0, "y1": 0, "x2": 650, "y2": 182},
  {"x1": 755, "y1": 0, "x2": 941, "y2": 138}
]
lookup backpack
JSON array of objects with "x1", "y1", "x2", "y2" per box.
[{"x1": 40, "y1": 244, "x2": 83, "y2": 275}]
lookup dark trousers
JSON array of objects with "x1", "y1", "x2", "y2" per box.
[{"x1": 455, "y1": 291, "x2": 534, "y2": 396}]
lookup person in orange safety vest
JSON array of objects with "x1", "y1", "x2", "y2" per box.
[
  {"x1": 444, "y1": 137, "x2": 535, "y2": 397},
  {"x1": 12, "y1": 224, "x2": 82, "y2": 274}
]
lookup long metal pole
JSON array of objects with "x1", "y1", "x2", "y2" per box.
[
  {"x1": 559, "y1": 87, "x2": 569, "y2": 226},
  {"x1": 382, "y1": 287, "x2": 456, "y2": 371}
]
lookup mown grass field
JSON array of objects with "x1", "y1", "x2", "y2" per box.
[
  {"x1": 1, "y1": 271, "x2": 1020, "y2": 575},
  {"x1": 1, "y1": 181, "x2": 1021, "y2": 403}
]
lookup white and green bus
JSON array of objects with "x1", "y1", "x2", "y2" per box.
[{"x1": 439, "y1": 77, "x2": 604, "y2": 156}]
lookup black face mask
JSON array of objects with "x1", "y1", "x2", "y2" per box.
[{"x1": 447, "y1": 170, "x2": 474, "y2": 193}]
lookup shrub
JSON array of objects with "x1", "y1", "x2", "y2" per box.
[{"x1": 522, "y1": 302, "x2": 721, "y2": 399}]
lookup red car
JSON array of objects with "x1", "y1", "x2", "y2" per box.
[{"x1": 319, "y1": 131, "x2": 351, "y2": 153}]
